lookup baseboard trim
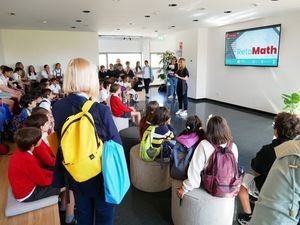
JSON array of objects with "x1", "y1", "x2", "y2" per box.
[{"x1": 188, "y1": 97, "x2": 276, "y2": 118}]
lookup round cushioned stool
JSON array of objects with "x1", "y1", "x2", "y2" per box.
[
  {"x1": 171, "y1": 179, "x2": 235, "y2": 225},
  {"x1": 120, "y1": 127, "x2": 140, "y2": 164},
  {"x1": 130, "y1": 144, "x2": 171, "y2": 192}
]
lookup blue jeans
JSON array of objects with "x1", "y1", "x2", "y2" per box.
[
  {"x1": 74, "y1": 191, "x2": 115, "y2": 225},
  {"x1": 167, "y1": 77, "x2": 177, "y2": 97}
]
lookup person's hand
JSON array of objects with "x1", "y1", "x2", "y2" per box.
[
  {"x1": 167, "y1": 118, "x2": 171, "y2": 125},
  {"x1": 177, "y1": 187, "x2": 185, "y2": 199},
  {"x1": 174, "y1": 74, "x2": 179, "y2": 78}
]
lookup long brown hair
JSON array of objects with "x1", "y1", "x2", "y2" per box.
[
  {"x1": 178, "y1": 58, "x2": 186, "y2": 70},
  {"x1": 206, "y1": 116, "x2": 232, "y2": 145}
]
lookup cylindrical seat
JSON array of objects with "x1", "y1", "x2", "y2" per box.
[
  {"x1": 171, "y1": 179, "x2": 235, "y2": 225},
  {"x1": 130, "y1": 144, "x2": 171, "y2": 192},
  {"x1": 120, "y1": 127, "x2": 140, "y2": 164}
]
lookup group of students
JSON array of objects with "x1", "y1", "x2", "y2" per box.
[{"x1": 138, "y1": 100, "x2": 300, "y2": 225}]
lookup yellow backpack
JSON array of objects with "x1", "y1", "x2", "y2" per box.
[{"x1": 61, "y1": 100, "x2": 103, "y2": 182}]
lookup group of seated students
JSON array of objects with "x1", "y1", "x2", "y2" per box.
[{"x1": 139, "y1": 100, "x2": 300, "y2": 225}]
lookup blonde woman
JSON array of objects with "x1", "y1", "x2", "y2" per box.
[
  {"x1": 52, "y1": 58, "x2": 121, "y2": 225},
  {"x1": 175, "y1": 58, "x2": 189, "y2": 117}
]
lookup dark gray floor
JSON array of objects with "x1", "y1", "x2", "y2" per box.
[{"x1": 114, "y1": 88, "x2": 275, "y2": 225}]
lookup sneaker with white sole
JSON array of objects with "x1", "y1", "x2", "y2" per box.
[
  {"x1": 168, "y1": 95, "x2": 173, "y2": 99},
  {"x1": 179, "y1": 110, "x2": 188, "y2": 117},
  {"x1": 175, "y1": 109, "x2": 183, "y2": 115},
  {"x1": 237, "y1": 213, "x2": 251, "y2": 225}
]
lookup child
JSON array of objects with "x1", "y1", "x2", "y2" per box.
[
  {"x1": 139, "y1": 101, "x2": 159, "y2": 139},
  {"x1": 237, "y1": 112, "x2": 300, "y2": 225},
  {"x1": 177, "y1": 115, "x2": 238, "y2": 225},
  {"x1": 24, "y1": 114, "x2": 55, "y2": 167},
  {"x1": 109, "y1": 83, "x2": 141, "y2": 125},
  {"x1": 8, "y1": 127, "x2": 59, "y2": 202},
  {"x1": 124, "y1": 76, "x2": 139, "y2": 103},
  {"x1": 98, "y1": 80, "x2": 110, "y2": 104},
  {"x1": 39, "y1": 88, "x2": 56, "y2": 111},
  {"x1": 49, "y1": 78, "x2": 62, "y2": 96}
]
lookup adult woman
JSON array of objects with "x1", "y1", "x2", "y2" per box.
[
  {"x1": 27, "y1": 65, "x2": 38, "y2": 81},
  {"x1": 52, "y1": 58, "x2": 121, "y2": 225},
  {"x1": 142, "y1": 60, "x2": 153, "y2": 98},
  {"x1": 167, "y1": 57, "x2": 178, "y2": 99},
  {"x1": 175, "y1": 58, "x2": 189, "y2": 117}
]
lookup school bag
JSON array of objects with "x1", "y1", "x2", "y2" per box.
[
  {"x1": 60, "y1": 100, "x2": 103, "y2": 182},
  {"x1": 11, "y1": 108, "x2": 31, "y2": 132},
  {"x1": 140, "y1": 125, "x2": 160, "y2": 161},
  {"x1": 202, "y1": 142, "x2": 243, "y2": 197},
  {"x1": 170, "y1": 133, "x2": 200, "y2": 180}
]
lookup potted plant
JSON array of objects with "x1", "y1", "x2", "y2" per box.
[
  {"x1": 157, "y1": 51, "x2": 175, "y2": 92},
  {"x1": 282, "y1": 92, "x2": 300, "y2": 114}
]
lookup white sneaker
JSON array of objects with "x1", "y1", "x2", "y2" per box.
[
  {"x1": 179, "y1": 110, "x2": 188, "y2": 117},
  {"x1": 168, "y1": 95, "x2": 173, "y2": 99},
  {"x1": 174, "y1": 95, "x2": 177, "y2": 99},
  {"x1": 176, "y1": 109, "x2": 183, "y2": 115}
]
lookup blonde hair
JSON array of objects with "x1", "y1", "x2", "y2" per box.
[
  {"x1": 63, "y1": 58, "x2": 99, "y2": 98},
  {"x1": 178, "y1": 58, "x2": 186, "y2": 70}
]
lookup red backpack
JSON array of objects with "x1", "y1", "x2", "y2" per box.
[{"x1": 202, "y1": 142, "x2": 243, "y2": 197}]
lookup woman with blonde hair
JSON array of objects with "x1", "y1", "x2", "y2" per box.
[
  {"x1": 52, "y1": 58, "x2": 121, "y2": 225},
  {"x1": 175, "y1": 58, "x2": 189, "y2": 117}
]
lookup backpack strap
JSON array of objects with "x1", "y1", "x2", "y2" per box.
[{"x1": 82, "y1": 100, "x2": 94, "y2": 112}]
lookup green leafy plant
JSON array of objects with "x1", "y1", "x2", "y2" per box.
[
  {"x1": 282, "y1": 92, "x2": 300, "y2": 114},
  {"x1": 157, "y1": 51, "x2": 175, "y2": 81}
]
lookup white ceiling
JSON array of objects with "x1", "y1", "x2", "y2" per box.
[{"x1": 0, "y1": 0, "x2": 300, "y2": 37}]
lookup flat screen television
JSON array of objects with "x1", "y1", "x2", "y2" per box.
[{"x1": 225, "y1": 24, "x2": 281, "y2": 67}]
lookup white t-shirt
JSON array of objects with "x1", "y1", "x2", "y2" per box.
[
  {"x1": 53, "y1": 69, "x2": 63, "y2": 78},
  {"x1": 39, "y1": 98, "x2": 51, "y2": 111},
  {"x1": 49, "y1": 84, "x2": 61, "y2": 94},
  {"x1": 27, "y1": 72, "x2": 38, "y2": 81},
  {"x1": 0, "y1": 74, "x2": 9, "y2": 86},
  {"x1": 143, "y1": 67, "x2": 150, "y2": 79},
  {"x1": 12, "y1": 73, "x2": 21, "y2": 81},
  {"x1": 98, "y1": 89, "x2": 109, "y2": 103},
  {"x1": 39, "y1": 70, "x2": 49, "y2": 81}
]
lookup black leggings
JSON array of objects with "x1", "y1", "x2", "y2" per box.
[{"x1": 143, "y1": 78, "x2": 151, "y2": 94}]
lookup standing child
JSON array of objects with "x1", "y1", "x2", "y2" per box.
[
  {"x1": 139, "y1": 101, "x2": 159, "y2": 139},
  {"x1": 109, "y1": 83, "x2": 141, "y2": 125}
]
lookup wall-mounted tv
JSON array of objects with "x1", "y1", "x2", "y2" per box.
[{"x1": 225, "y1": 24, "x2": 281, "y2": 67}]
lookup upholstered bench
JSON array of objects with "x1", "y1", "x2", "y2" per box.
[
  {"x1": 130, "y1": 144, "x2": 171, "y2": 192},
  {"x1": 5, "y1": 187, "x2": 59, "y2": 217},
  {"x1": 171, "y1": 179, "x2": 235, "y2": 225},
  {"x1": 112, "y1": 116, "x2": 129, "y2": 132},
  {"x1": 119, "y1": 126, "x2": 140, "y2": 164}
]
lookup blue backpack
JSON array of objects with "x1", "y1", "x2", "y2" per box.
[{"x1": 170, "y1": 133, "x2": 200, "y2": 180}]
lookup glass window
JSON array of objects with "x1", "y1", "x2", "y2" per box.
[
  {"x1": 98, "y1": 54, "x2": 107, "y2": 69},
  {"x1": 150, "y1": 53, "x2": 163, "y2": 68},
  {"x1": 107, "y1": 53, "x2": 142, "y2": 68}
]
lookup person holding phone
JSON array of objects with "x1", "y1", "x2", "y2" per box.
[
  {"x1": 167, "y1": 57, "x2": 178, "y2": 99},
  {"x1": 175, "y1": 58, "x2": 189, "y2": 117},
  {"x1": 142, "y1": 60, "x2": 153, "y2": 98}
]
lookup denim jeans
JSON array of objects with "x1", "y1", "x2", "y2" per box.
[
  {"x1": 167, "y1": 77, "x2": 177, "y2": 97},
  {"x1": 74, "y1": 191, "x2": 115, "y2": 225}
]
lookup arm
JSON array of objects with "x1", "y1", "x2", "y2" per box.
[{"x1": 27, "y1": 159, "x2": 53, "y2": 186}]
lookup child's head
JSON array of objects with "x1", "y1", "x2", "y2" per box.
[
  {"x1": 2, "y1": 66, "x2": 13, "y2": 77},
  {"x1": 103, "y1": 80, "x2": 110, "y2": 90},
  {"x1": 206, "y1": 115, "x2": 232, "y2": 145},
  {"x1": 273, "y1": 112, "x2": 300, "y2": 140},
  {"x1": 14, "y1": 67, "x2": 23, "y2": 75},
  {"x1": 152, "y1": 106, "x2": 170, "y2": 126},
  {"x1": 42, "y1": 88, "x2": 55, "y2": 100},
  {"x1": 144, "y1": 60, "x2": 149, "y2": 66},
  {"x1": 109, "y1": 63, "x2": 113, "y2": 70},
  {"x1": 144, "y1": 101, "x2": 159, "y2": 123},
  {"x1": 28, "y1": 65, "x2": 36, "y2": 74},
  {"x1": 24, "y1": 114, "x2": 50, "y2": 133},
  {"x1": 110, "y1": 83, "x2": 120, "y2": 94},
  {"x1": 55, "y1": 63, "x2": 61, "y2": 69},
  {"x1": 20, "y1": 94, "x2": 36, "y2": 109},
  {"x1": 50, "y1": 78, "x2": 58, "y2": 84},
  {"x1": 125, "y1": 61, "x2": 130, "y2": 67},
  {"x1": 14, "y1": 127, "x2": 42, "y2": 151}
]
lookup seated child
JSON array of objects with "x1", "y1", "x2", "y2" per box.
[
  {"x1": 139, "y1": 101, "x2": 159, "y2": 139},
  {"x1": 98, "y1": 80, "x2": 110, "y2": 104},
  {"x1": 237, "y1": 112, "x2": 300, "y2": 225},
  {"x1": 24, "y1": 114, "x2": 55, "y2": 167},
  {"x1": 124, "y1": 76, "x2": 139, "y2": 102},
  {"x1": 32, "y1": 107, "x2": 54, "y2": 134},
  {"x1": 109, "y1": 83, "x2": 141, "y2": 125},
  {"x1": 39, "y1": 88, "x2": 56, "y2": 111},
  {"x1": 48, "y1": 78, "x2": 62, "y2": 96},
  {"x1": 8, "y1": 127, "x2": 59, "y2": 202}
]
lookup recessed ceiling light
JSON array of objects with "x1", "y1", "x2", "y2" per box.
[
  {"x1": 83, "y1": 24, "x2": 89, "y2": 27},
  {"x1": 129, "y1": 22, "x2": 134, "y2": 25},
  {"x1": 75, "y1": 19, "x2": 82, "y2": 23},
  {"x1": 82, "y1": 10, "x2": 90, "y2": 13},
  {"x1": 197, "y1": 7, "x2": 206, "y2": 11},
  {"x1": 193, "y1": 19, "x2": 199, "y2": 22},
  {"x1": 144, "y1": 15, "x2": 151, "y2": 18},
  {"x1": 71, "y1": 26, "x2": 76, "y2": 29},
  {"x1": 171, "y1": 25, "x2": 175, "y2": 28},
  {"x1": 154, "y1": 30, "x2": 158, "y2": 32},
  {"x1": 224, "y1": 10, "x2": 232, "y2": 13},
  {"x1": 252, "y1": 3, "x2": 259, "y2": 7},
  {"x1": 271, "y1": 0, "x2": 279, "y2": 1},
  {"x1": 116, "y1": 28, "x2": 120, "y2": 31},
  {"x1": 42, "y1": 20, "x2": 48, "y2": 24},
  {"x1": 9, "y1": 12, "x2": 16, "y2": 16},
  {"x1": 168, "y1": 3, "x2": 177, "y2": 7}
]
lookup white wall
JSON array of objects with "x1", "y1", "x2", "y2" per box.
[
  {"x1": 0, "y1": 30, "x2": 4, "y2": 64},
  {"x1": 206, "y1": 11, "x2": 300, "y2": 113},
  {"x1": 0, "y1": 29, "x2": 98, "y2": 72}
]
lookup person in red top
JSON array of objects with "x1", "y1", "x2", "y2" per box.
[
  {"x1": 8, "y1": 127, "x2": 59, "y2": 202},
  {"x1": 109, "y1": 83, "x2": 141, "y2": 125},
  {"x1": 24, "y1": 113, "x2": 55, "y2": 168}
]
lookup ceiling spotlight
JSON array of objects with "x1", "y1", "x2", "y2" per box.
[
  {"x1": 197, "y1": 7, "x2": 206, "y2": 11},
  {"x1": 224, "y1": 10, "x2": 232, "y2": 13},
  {"x1": 71, "y1": 26, "x2": 76, "y2": 29},
  {"x1": 168, "y1": 3, "x2": 177, "y2": 7},
  {"x1": 252, "y1": 3, "x2": 259, "y2": 7},
  {"x1": 171, "y1": 25, "x2": 175, "y2": 28},
  {"x1": 9, "y1": 12, "x2": 16, "y2": 16},
  {"x1": 144, "y1": 15, "x2": 151, "y2": 18},
  {"x1": 116, "y1": 28, "x2": 120, "y2": 31},
  {"x1": 42, "y1": 20, "x2": 48, "y2": 24},
  {"x1": 193, "y1": 19, "x2": 199, "y2": 22},
  {"x1": 75, "y1": 19, "x2": 82, "y2": 22},
  {"x1": 271, "y1": 0, "x2": 279, "y2": 1},
  {"x1": 82, "y1": 10, "x2": 91, "y2": 13},
  {"x1": 154, "y1": 30, "x2": 158, "y2": 32}
]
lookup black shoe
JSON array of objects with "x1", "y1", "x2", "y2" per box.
[
  {"x1": 237, "y1": 213, "x2": 252, "y2": 225},
  {"x1": 66, "y1": 218, "x2": 77, "y2": 225}
]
